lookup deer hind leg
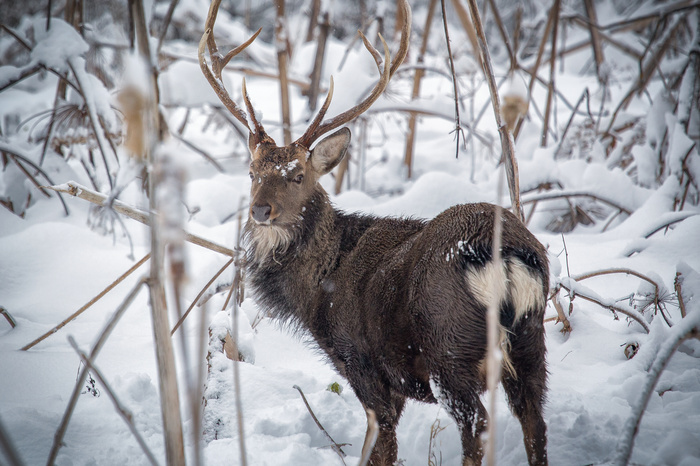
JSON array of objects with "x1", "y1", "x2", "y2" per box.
[
  {"x1": 501, "y1": 316, "x2": 548, "y2": 466},
  {"x1": 437, "y1": 377, "x2": 488, "y2": 466},
  {"x1": 358, "y1": 392, "x2": 405, "y2": 466}
]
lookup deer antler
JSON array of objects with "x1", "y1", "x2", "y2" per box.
[
  {"x1": 198, "y1": 0, "x2": 263, "y2": 134},
  {"x1": 294, "y1": 0, "x2": 412, "y2": 149}
]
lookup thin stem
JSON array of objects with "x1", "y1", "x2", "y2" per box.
[
  {"x1": 22, "y1": 254, "x2": 150, "y2": 351},
  {"x1": 47, "y1": 278, "x2": 147, "y2": 465},
  {"x1": 67, "y1": 337, "x2": 160, "y2": 466}
]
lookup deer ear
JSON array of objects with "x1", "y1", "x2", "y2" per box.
[{"x1": 309, "y1": 127, "x2": 351, "y2": 175}]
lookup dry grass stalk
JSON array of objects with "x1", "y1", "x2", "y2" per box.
[
  {"x1": 67, "y1": 336, "x2": 159, "y2": 466},
  {"x1": 513, "y1": 2, "x2": 555, "y2": 141},
  {"x1": 0, "y1": 145, "x2": 70, "y2": 215},
  {"x1": 583, "y1": 0, "x2": 606, "y2": 84},
  {"x1": 548, "y1": 294, "x2": 572, "y2": 333},
  {"x1": 0, "y1": 416, "x2": 25, "y2": 466},
  {"x1": 47, "y1": 277, "x2": 147, "y2": 464},
  {"x1": 305, "y1": 12, "x2": 330, "y2": 113},
  {"x1": 540, "y1": 0, "x2": 561, "y2": 148},
  {"x1": 21, "y1": 253, "x2": 151, "y2": 351},
  {"x1": 359, "y1": 409, "x2": 379, "y2": 466},
  {"x1": 613, "y1": 315, "x2": 699, "y2": 465},
  {"x1": 47, "y1": 181, "x2": 235, "y2": 257},
  {"x1": 170, "y1": 257, "x2": 234, "y2": 335},
  {"x1": 403, "y1": 0, "x2": 438, "y2": 179},
  {"x1": 275, "y1": 0, "x2": 292, "y2": 145},
  {"x1": 466, "y1": 0, "x2": 523, "y2": 221},
  {"x1": 292, "y1": 385, "x2": 347, "y2": 462},
  {"x1": 449, "y1": 0, "x2": 482, "y2": 70},
  {"x1": 0, "y1": 307, "x2": 17, "y2": 329},
  {"x1": 557, "y1": 281, "x2": 651, "y2": 334},
  {"x1": 128, "y1": 0, "x2": 186, "y2": 461}
]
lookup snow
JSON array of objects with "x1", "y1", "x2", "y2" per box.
[{"x1": 1, "y1": 3, "x2": 700, "y2": 466}]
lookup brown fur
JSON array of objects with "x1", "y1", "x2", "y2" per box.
[{"x1": 244, "y1": 128, "x2": 549, "y2": 465}]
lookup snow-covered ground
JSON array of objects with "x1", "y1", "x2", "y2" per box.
[{"x1": 1, "y1": 2, "x2": 700, "y2": 465}]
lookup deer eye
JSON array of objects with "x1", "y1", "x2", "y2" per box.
[
  {"x1": 249, "y1": 172, "x2": 254, "y2": 180},
  {"x1": 293, "y1": 173, "x2": 304, "y2": 184}
]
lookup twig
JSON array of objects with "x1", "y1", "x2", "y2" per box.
[
  {"x1": 550, "y1": 293, "x2": 572, "y2": 333},
  {"x1": 0, "y1": 307, "x2": 17, "y2": 329},
  {"x1": 466, "y1": 0, "x2": 522, "y2": 220},
  {"x1": 275, "y1": 0, "x2": 292, "y2": 145},
  {"x1": 554, "y1": 88, "x2": 591, "y2": 158},
  {"x1": 0, "y1": 144, "x2": 70, "y2": 215},
  {"x1": 170, "y1": 132, "x2": 225, "y2": 173},
  {"x1": 227, "y1": 198, "x2": 248, "y2": 465},
  {"x1": 292, "y1": 385, "x2": 347, "y2": 462},
  {"x1": 558, "y1": 281, "x2": 651, "y2": 333},
  {"x1": 613, "y1": 313, "x2": 700, "y2": 465},
  {"x1": 0, "y1": 415, "x2": 24, "y2": 466},
  {"x1": 22, "y1": 254, "x2": 150, "y2": 351},
  {"x1": 157, "y1": 0, "x2": 180, "y2": 55},
  {"x1": 403, "y1": 0, "x2": 438, "y2": 178},
  {"x1": 171, "y1": 257, "x2": 234, "y2": 335},
  {"x1": 47, "y1": 277, "x2": 147, "y2": 465},
  {"x1": 67, "y1": 336, "x2": 160, "y2": 466},
  {"x1": 47, "y1": 181, "x2": 234, "y2": 257},
  {"x1": 440, "y1": 0, "x2": 464, "y2": 159},
  {"x1": 521, "y1": 190, "x2": 632, "y2": 215},
  {"x1": 541, "y1": 0, "x2": 561, "y2": 147}
]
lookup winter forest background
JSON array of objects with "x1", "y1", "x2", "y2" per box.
[{"x1": 1, "y1": 0, "x2": 699, "y2": 465}]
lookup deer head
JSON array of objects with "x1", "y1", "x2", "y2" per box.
[{"x1": 199, "y1": 0, "x2": 411, "y2": 236}]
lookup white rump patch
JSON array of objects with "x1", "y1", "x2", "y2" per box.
[{"x1": 466, "y1": 257, "x2": 544, "y2": 378}]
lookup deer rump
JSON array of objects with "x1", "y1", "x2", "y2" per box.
[{"x1": 245, "y1": 195, "x2": 549, "y2": 464}]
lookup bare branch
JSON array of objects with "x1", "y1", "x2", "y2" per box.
[
  {"x1": 67, "y1": 337, "x2": 160, "y2": 466},
  {"x1": 22, "y1": 254, "x2": 150, "y2": 351},
  {"x1": 46, "y1": 182, "x2": 234, "y2": 257},
  {"x1": 293, "y1": 385, "x2": 347, "y2": 462}
]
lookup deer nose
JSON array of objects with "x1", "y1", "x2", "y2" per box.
[{"x1": 251, "y1": 204, "x2": 272, "y2": 223}]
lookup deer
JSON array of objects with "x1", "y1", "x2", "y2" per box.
[{"x1": 199, "y1": 0, "x2": 548, "y2": 464}]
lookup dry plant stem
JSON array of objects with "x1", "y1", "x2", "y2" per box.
[
  {"x1": 551, "y1": 293, "x2": 572, "y2": 333},
  {"x1": 574, "y1": 268, "x2": 672, "y2": 326},
  {"x1": 605, "y1": 15, "x2": 686, "y2": 135},
  {"x1": 0, "y1": 145, "x2": 70, "y2": 215},
  {"x1": 675, "y1": 273, "x2": 687, "y2": 318},
  {"x1": 275, "y1": 0, "x2": 292, "y2": 145},
  {"x1": 132, "y1": 0, "x2": 186, "y2": 462},
  {"x1": 359, "y1": 409, "x2": 379, "y2": 466},
  {"x1": 169, "y1": 133, "x2": 225, "y2": 172},
  {"x1": 450, "y1": 0, "x2": 482, "y2": 70},
  {"x1": 156, "y1": 0, "x2": 180, "y2": 54},
  {"x1": 22, "y1": 254, "x2": 151, "y2": 351},
  {"x1": 229, "y1": 203, "x2": 248, "y2": 466},
  {"x1": 558, "y1": 283, "x2": 650, "y2": 333},
  {"x1": 0, "y1": 415, "x2": 24, "y2": 466},
  {"x1": 583, "y1": 0, "x2": 606, "y2": 84},
  {"x1": 613, "y1": 318, "x2": 699, "y2": 466},
  {"x1": 306, "y1": 12, "x2": 330, "y2": 112},
  {"x1": 404, "y1": 0, "x2": 438, "y2": 178},
  {"x1": 555, "y1": 89, "x2": 590, "y2": 157},
  {"x1": 171, "y1": 257, "x2": 234, "y2": 335},
  {"x1": 46, "y1": 277, "x2": 147, "y2": 465},
  {"x1": 66, "y1": 59, "x2": 115, "y2": 190},
  {"x1": 541, "y1": 0, "x2": 561, "y2": 148},
  {"x1": 67, "y1": 336, "x2": 159, "y2": 466},
  {"x1": 441, "y1": 0, "x2": 464, "y2": 159},
  {"x1": 486, "y1": 0, "x2": 516, "y2": 69},
  {"x1": 0, "y1": 307, "x2": 17, "y2": 329},
  {"x1": 485, "y1": 199, "x2": 503, "y2": 466},
  {"x1": 521, "y1": 190, "x2": 632, "y2": 215},
  {"x1": 47, "y1": 182, "x2": 234, "y2": 256},
  {"x1": 292, "y1": 385, "x2": 347, "y2": 462},
  {"x1": 513, "y1": 3, "x2": 555, "y2": 141},
  {"x1": 466, "y1": 0, "x2": 523, "y2": 221}
]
